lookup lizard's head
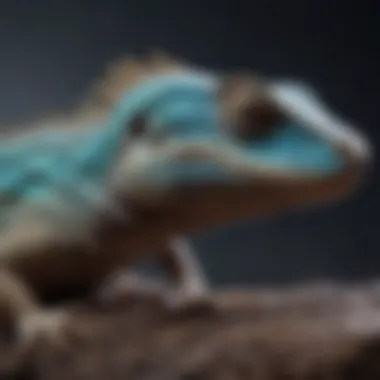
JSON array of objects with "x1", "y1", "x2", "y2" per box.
[{"x1": 106, "y1": 65, "x2": 372, "y2": 230}]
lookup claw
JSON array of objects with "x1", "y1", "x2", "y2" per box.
[
  {"x1": 97, "y1": 272, "x2": 168, "y2": 306},
  {"x1": 17, "y1": 309, "x2": 70, "y2": 349},
  {"x1": 164, "y1": 287, "x2": 217, "y2": 317},
  {"x1": 97, "y1": 271, "x2": 216, "y2": 316}
]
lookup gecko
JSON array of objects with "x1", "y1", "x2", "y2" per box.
[{"x1": 0, "y1": 54, "x2": 373, "y2": 346}]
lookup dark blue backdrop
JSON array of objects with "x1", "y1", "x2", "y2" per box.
[{"x1": 0, "y1": 0, "x2": 379, "y2": 285}]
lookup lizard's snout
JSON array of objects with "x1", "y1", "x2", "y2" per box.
[
  {"x1": 333, "y1": 125, "x2": 374, "y2": 194},
  {"x1": 267, "y1": 79, "x2": 374, "y2": 188},
  {"x1": 338, "y1": 124, "x2": 373, "y2": 170}
]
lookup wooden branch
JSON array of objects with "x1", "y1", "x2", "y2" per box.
[{"x1": 2, "y1": 279, "x2": 380, "y2": 380}]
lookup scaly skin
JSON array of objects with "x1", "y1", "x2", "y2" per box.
[{"x1": 0, "y1": 55, "x2": 373, "y2": 347}]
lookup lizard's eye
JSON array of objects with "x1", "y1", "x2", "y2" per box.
[
  {"x1": 129, "y1": 114, "x2": 148, "y2": 138},
  {"x1": 128, "y1": 114, "x2": 167, "y2": 143},
  {"x1": 220, "y1": 72, "x2": 284, "y2": 141},
  {"x1": 233, "y1": 97, "x2": 284, "y2": 140}
]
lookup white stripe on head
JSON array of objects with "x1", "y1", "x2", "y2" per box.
[{"x1": 267, "y1": 80, "x2": 373, "y2": 162}]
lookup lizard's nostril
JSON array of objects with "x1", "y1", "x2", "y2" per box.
[
  {"x1": 341, "y1": 130, "x2": 374, "y2": 171},
  {"x1": 334, "y1": 133, "x2": 374, "y2": 193},
  {"x1": 352, "y1": 136, "x2": 374, "y2": 166}
]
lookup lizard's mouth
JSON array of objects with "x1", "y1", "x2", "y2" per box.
[{"x1": 120, "y1": 81, "x2": 372, "y2": 207}]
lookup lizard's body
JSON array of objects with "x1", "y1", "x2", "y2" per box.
[{"x1": 0, "y1": 54, "x2": 373, "y2": 345}]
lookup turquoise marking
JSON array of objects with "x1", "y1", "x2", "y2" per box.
[
  {"x1": 0, "y1": 71, "x2": 345, "y2": 225},
  {"x1": 0, "y1": 73, "x2": 221, "y2": 217},
  {"x1": 243, "y1": 122, "x2": 343, "y2": 172}
]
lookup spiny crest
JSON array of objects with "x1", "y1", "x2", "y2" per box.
[
  {"x1": 78, "y1": 51, "x2": 193, "y2": 116},
  {"x1": 0, "y1": 52, "x2": 193, "y2": 141},
  {"x1": 0, "y1": 51, "x2": 270, "y2": 143}
]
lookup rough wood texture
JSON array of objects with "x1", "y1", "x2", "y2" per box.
[{"x1": 2, "y1": 278, "x2": 380, "y2": 380}]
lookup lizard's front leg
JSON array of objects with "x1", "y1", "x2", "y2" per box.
[
  {"x1": 98, "y1": 237, "x2": 214, "y2": 312},
  {"x1": 158, "y1": 236, "x2": 212, "y2": 309},
  {"x1": 0, "y1": 206, "x2": 84, "y2": 349},
  {"x1": 0, "y1": 270, "x2": 70, "y2": 348}
]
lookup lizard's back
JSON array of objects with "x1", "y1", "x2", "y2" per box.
[
  {"x1": 0, "y1": 122, "x2": 122, "y2": 298},
  {"x1": 0, "y1": 122, "x2": 113, "y2": 230}
]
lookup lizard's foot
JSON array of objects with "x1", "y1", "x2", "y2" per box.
[
  {"x1": 163, "y1": 237, "x2": 217, "y2": 314},
  {"x1": 98, "y1": 272, "x2": 216, "y2": 315},
  {"x1": 165, "y1": 281, "x2": 216, "y2": 315},
  {"x1": 97, "y1": 272, "x2": 172, "y2": 306},
  {"x1": 17, "y1": 309, "x2": 71, "y2": 349}
]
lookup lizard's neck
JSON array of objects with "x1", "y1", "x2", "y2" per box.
[{"x1": 87, "y1": 205, "x2": 178, "y2": 269}]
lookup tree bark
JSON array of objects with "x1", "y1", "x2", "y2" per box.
[{"x1": 2, "y1": 278, "x2": 380, "y2": 380}]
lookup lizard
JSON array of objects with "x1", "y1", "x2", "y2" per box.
[{"x1": 0, "y1": 53, "x2": 373, "y2": 347}]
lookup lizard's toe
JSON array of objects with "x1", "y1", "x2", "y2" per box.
[
  {"x1": 96, "y1": 272, "x2": 169, "y2": 307},
  {"x1": 165, "y1": 289, "x2": 218, "y2": 317},
  {"x1": 18, "y1": 309, "x2": 71, "y2": 350},
  {"x1": 97, "y1": 272, "x2": 218, "y2": 317}
]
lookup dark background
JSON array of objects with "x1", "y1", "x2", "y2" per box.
[{"x1": 0, "y1": 0, "x2": 379, "y2": 286}]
